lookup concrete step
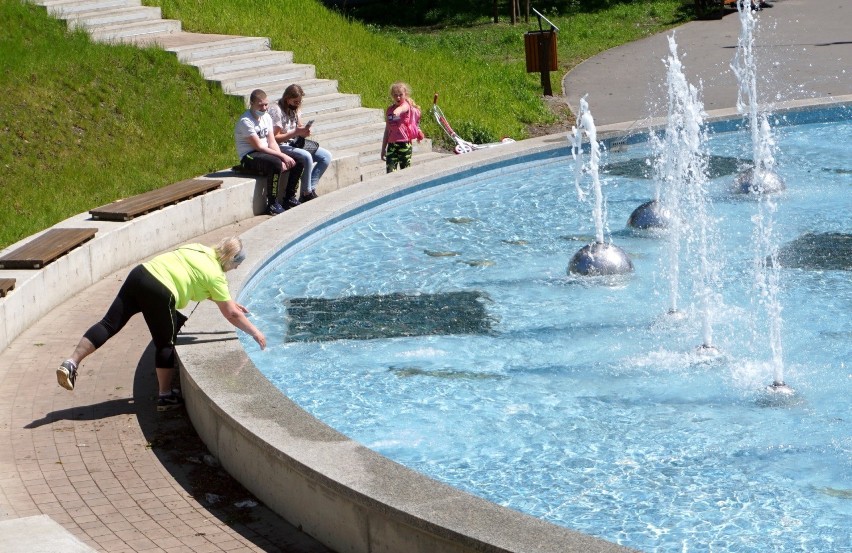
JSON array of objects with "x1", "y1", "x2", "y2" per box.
[
  {"x1": 157, "y1": 35, "x2": 271, "y2": 63},
  {"x1": 230, "y1": 79, "x2": 340, "y2": 104},
  {"x1": 286, "y1": 92, "x2": 362, "y2": 116},
  {"x1": 308, "y1": 107, "x2": 384, "y2": 135},
  {"x1": 359, "y1": 150, "x2": 446, "y2": 181},
  {"x1": 312, "y1": 140, "x2": 373, "y2": 163},
  {"x1": 359, "y1": 158, "x2": 387, "y2": 180},
  {"x1": 40, "y1": 0, "x2": 140, "y2": 16},
  {"x1": 314, "y1": 122, "x2": 385, "y2": 152},
  {"x1": 191, "y1": 50, "x2": 295, "y2": 78},
  {"x1": 65, "y1": 6, "x2": 161, "y2": 30},
  {"x1": 88, "y1": 18, "x2": 181, "y2": 42},
  {"x1": 368, "y1": 137, "x2": 434, "y2": 157},
  {"x1": 333, "y1": 136, "x2": 434, "y2": 164},
  {"x1": 217, "y1": 64, "x2": 316, "y2": 94}
]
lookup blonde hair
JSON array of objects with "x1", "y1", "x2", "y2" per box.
[
  {"x1": 390, "y1": 81, "x2": 419, "y2": 109},
  {"x1": 213, "y1": 236, "x2": 244, "y2": 271}
]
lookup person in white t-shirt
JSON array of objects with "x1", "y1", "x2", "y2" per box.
[
  {"x1": 268, "y1": 84, "x2": 332, "y2": 203},
  {"x1": 234, "y1": 89, "x2": 300, "y2": 214}
]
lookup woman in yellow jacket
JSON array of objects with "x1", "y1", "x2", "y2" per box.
[{"x1": 56, "y1": 236, "x2": 265, "y2": 411}]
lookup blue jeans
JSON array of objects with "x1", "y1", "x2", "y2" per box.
[{"x1": 278, "y1": 143, "x2": 332, "y2": 195}]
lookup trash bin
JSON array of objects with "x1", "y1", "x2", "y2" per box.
[{"x1": 524, "y1": 30, "x2": 558, "y2": 73}]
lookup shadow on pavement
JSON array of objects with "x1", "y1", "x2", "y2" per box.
[{"x1": 26, "y1": 341, "x2": 334, "y2": 553}]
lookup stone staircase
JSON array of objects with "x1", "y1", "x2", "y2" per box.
[{"x1": 32, "y1": 0, "x2": 447, "y2": 190}]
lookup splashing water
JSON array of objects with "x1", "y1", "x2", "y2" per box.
[
  {"x1": 732, "y1": 0, "x2": 788, "y2": 389},
  {"x1": 569, "y1": 96, "x2": 606, "y2": 244},
  {"x1": 656, "y1": 34, "x2": 718, "y2": 348},
  {"x1": 731, "y1": 0, "x2": 780, "y2": 187},
  {"x1": 752, "y1": 197, "x2": 785, "y2": 387}
]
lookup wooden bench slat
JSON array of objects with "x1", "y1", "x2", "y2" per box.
[
  {"x1": 89, "y1": 178, "x2": 223, "y2": 221},
  {"x1": 0, "y1": 228, "x2": 97, "y2": 270},
  {"x1": 0, "y1": 278, "x2": 15, "y2": 297}
]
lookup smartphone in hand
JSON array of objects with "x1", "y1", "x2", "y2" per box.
[{"x1": 305, "y1": 119, "x2": 315, "y2": 128}]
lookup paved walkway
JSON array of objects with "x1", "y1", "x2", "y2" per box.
[
  {"x1": 1, "y1": 1, "x2": 849, "y2": 551},
  {"x1": 0, "y1": 219, "x2": 332, "y2": 553},
  {"x1": 564, "y1": 0, "x2": 850, "y2": 126}
]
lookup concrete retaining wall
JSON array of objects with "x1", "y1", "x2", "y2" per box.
[
  {"x1": 0, "y1": 172, "x2": 260, "y2": 352},
  {"x1": 0, "y1": 143, "x2": 405, "y2": 352}
]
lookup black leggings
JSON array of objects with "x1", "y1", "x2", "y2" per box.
[{"x1": 84, "y1": 265, "x2": 180, "y2": 368}]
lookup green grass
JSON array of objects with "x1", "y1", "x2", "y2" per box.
[
  {"x1": 0, "y1": 0, "x2": 242, "y2": 248},
  {"x1": 147, "y1": 0, "x2": 690, "y2": 143},
  {"x1": 146, "y1": 0, "x2": 555, "y2": 143},
  {"x1": 0, "y1": 0, "x2": 693, "y2": 249}
]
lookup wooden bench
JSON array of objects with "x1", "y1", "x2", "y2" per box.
[
  {"x1": 0, "y1": 228, "x2": 97, "y2": 270},
  {"x1": 0, "y1": 278, "x2": 15, "y2": 297},
  {"x1": 89, "y1": 178, "x2": 223, "y2": 222}
]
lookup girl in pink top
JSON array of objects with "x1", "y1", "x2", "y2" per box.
[{"x1": 381, "y1": 82, "x2": 424, "y2": 173}]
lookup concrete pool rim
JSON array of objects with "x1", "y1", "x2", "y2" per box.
[{"x1": 176, "y1": 97, "x2": 850, "y2": 553}]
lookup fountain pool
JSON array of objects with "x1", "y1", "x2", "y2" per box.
[{"x1": 241, "y1": 113, "x2": 851, "y2": 553}]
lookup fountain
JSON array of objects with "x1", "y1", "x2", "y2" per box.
[
  {"x1": 218, "y1": 8, "x2": 849, "y2": 551},
  {"x1": 729, "y1": 0, "x2": 794, "y2": 394},
  {"x1": 753, "y1": 193, "x2": 792, "y2": 395},
  {"x1": 731, "y1": 0, "x2": 785, "y2": 194},
  {"x1": 625, "y1": 199, "x2": 669, "y2": 231},
  {"x1": 661, "y1": 35, "x2": 719, "y2": 353},
  {"x1": 627, "y1": 35, "x2": 721, "y2": 353},
  {"x1": 244, "y1": 113, "x2": 850, "y2": 551},
  {"x1": 567, "y1": 96, "x2": 634, "y2": 276},
  {"x1": 626, "y1": 132, "x2": 669, "y2": 232}
]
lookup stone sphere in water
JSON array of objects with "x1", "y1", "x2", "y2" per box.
[
  {"x1": 627, "y1": 200, "x2": 671, "y2": 230},
  {"x1": 733, "y1": 168, "x2": 786, "y2": 195},
  {"x1": 568, "y1": 242, "x2": 634, "y2": 276}
]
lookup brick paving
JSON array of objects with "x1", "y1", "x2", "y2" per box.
[{"x1": 0, "y1": 219, "x2": 332, "y2": 553}]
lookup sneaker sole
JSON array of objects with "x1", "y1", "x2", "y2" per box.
[
  {"x1": 157, "y1": 402, "x2": 183, "y2": 412},
  {"x1": 56, "y1": 367, "x2": 74, "y2": 391}
]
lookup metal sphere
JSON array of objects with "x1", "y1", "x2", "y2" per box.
[
  {"x1": 568, "y1": 242, "x2": 634, "y2": 276},
  {"x1": 733, "y1": 168, "x2": 786, "y2": 195},
  {"x1": 627, "y1": 200, "x2": 671, "y2": 230}
]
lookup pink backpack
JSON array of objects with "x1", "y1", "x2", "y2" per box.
[{"x1": 405, "y1": 100, "x2": 423, "y2": 142}]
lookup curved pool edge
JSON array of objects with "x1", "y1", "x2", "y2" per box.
[
  {"x1": 176, "y1": 134, "x2": 636, "y2": 553},
  {"x1": 175, "y1": 95, "x2": 850, "y2": 553}
]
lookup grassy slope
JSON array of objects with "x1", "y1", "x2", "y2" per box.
[
  {"x1": 0, "y1": 0, "x2": 243, "y2": 248},
  {"x1": 146, "y1": 0, "x2": 556, "y2": 142},
  {"x1": 0, "y1": 0, "x2": 691, "y2": 249},
  {"x1": 148, "y1": 0, "x2": 690, "y2": 142}
]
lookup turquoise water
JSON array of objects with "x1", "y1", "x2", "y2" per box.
[{"x1": 243, "y1": 119, "x2": 851, "y2": 552}]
